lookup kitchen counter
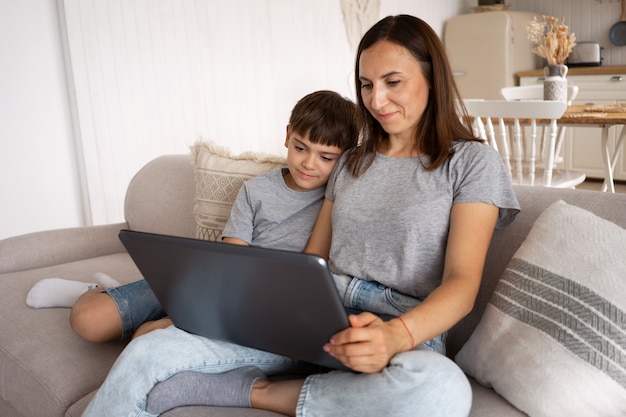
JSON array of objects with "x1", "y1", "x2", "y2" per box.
[{"x1": 517, "y1": 65, "x2": 626, "y2": 78}]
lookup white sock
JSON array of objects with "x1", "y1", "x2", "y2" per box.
[
  {"x1": 26, "y1": 273, "x2": 121, "y2": 308},
  {"x1": 92, "y1": 272, "x2": 121, "y2": 289},
  {"x1": 26, "y1": 278, "x2": 97, "y2": 308}
]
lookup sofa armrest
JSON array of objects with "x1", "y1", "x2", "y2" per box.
[{"x1": 0, "y1": 222, "x2": 128, "y2": 274}]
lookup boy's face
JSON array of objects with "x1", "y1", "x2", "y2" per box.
[{"x1": 283, "y1": 125, "x2": 343, "y2": 192}]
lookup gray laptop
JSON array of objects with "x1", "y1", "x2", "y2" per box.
[{"x1": 118, "y1": 229, "x2": 351, "y2": 371}]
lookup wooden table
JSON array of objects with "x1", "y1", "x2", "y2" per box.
[
  {"x1": 558, "y1": 104, "x2": 626, "y2": 193},
  {"x1": 517, "y1": 65, "x2": 626, "y2": 78}
]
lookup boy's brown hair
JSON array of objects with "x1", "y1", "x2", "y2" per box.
[{"x1": 289, "y1": 90, "x2": 360, "y2": 151}]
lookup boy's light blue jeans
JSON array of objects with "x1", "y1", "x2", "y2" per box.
[{"x1": 82, "y1": 274, "x2": 472, "y2": 417}]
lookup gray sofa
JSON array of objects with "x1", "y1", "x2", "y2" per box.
[{"x1": 2, "y1": 153, "x2": 625, "y2": 417}]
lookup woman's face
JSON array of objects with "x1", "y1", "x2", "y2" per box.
[{"x1": 358, "y1": 40, "x2": 430, "y2": 142}]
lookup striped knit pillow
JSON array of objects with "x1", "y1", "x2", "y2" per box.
[{"x1": 455, "y1": 200, "x2": 626, "y2": 417}]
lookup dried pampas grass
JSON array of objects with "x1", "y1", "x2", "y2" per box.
[{"x1": 526, "y1": 15, "x2": 576, "y2": 66}]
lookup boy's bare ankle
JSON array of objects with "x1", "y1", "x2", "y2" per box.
[
  {"x1": 250, "y1": 379, "x2": 272, "y2": 410},
  {"x1": 252, "y1": 378, "x2": 271, "y2": 391},
  {"x1": 250, "y1": 378, "x2": 301, "y2": 417}
]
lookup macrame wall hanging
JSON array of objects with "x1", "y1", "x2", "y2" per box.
[{"x1": 340, "y1": 0, "x2": 380, "y2": 51}]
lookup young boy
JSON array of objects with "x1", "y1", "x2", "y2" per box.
[{"x1": 26, "y1": 90, "x2": 360, "y2": 343}]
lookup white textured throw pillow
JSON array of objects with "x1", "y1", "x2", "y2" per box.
[
  {"x1": 191, "y1": 141, "x2": 286, "y2": 241},
  {"x1": 455, "y1": 200, "x2": 626, "y2": 417}
]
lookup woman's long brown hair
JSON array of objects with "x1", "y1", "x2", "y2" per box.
[{"x1": 347, "y1": 15, "x2": 478, "y2": 176}]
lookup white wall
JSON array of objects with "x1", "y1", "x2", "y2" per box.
[
  {"x1": 0, "y1": 0, "x2": 467, "y2": 240},
  {"x1": 2, "y1": 0, "x2": 623, "y2": 240},
  {"x1": 0, "y1": 0, "x2": 84, "y2": 240}
]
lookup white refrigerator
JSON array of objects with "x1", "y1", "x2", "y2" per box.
[{"x1": 444, "y1": 11, "x2": 539, "y2": 100}]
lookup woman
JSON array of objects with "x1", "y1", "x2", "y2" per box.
[{"x1": 82, "y1": 15, "x2": 519, "y2": 417}]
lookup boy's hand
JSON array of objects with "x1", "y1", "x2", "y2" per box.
[{"x1": 323, "y1": 312, "x2": 409, "y2": 373}]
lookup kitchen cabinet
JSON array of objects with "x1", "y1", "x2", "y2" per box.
[{"x1": 519, "y1": 66, "x2": 626, "y2": 181}]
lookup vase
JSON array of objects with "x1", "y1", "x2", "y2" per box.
[{"x1": 543, "y1": 64, "x2": 568, "y2": 102}]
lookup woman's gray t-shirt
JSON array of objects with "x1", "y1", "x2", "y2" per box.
[
  {"x1": 326, "y1": 140, "x2": 520, "y2": 299},
  {"x1": 222, "y1": 168, "x2": 324, "y2": 252}
]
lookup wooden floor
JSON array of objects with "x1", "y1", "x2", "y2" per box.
[{"x1": 576, "y1": 179, "x2": 626, "y2": 194}]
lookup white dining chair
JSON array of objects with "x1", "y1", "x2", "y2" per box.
[
  {"x1": 500, "y1": 84, "x2": 579, "y2": 103},
  {"x1": 500, "y1": 84, "x2": 579, "y2": 167},
  {"x1": 462, "y1": 99, "x2": 586, "y2": 188}
]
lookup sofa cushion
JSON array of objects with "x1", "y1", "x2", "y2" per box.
[
  {"x1": 467, "y1": 378, "x2": 526, "y2": 417},
  {"x1": 455, "y1": 200, "x2": 626, "y2": 417},
  {"x1": 0, "y1": 254, "x2": 140, "y2": 417},
  {"x1": 191, "y1": 141, "x2": 286, "y2": 241}
]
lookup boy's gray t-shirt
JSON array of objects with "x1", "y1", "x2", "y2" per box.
[
  {"x1": 326, "y1": 140, "x2": 520, "y2": 299},
  {"x1": 222, "y1": 168, "x2": 324, "y2": 252}
]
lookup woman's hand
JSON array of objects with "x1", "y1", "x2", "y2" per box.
[{"x1": 323, "y1": 312, "x2": 413, "y2": 373}]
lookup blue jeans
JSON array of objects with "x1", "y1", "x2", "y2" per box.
[
  {"x1": 105, "y1": 280, "x2": 166, "y2": 339},
  {"x1": 82, "y1": 274, "x2": 471, "y2": 417}
]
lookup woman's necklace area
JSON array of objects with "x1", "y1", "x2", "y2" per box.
[{"x1": 378, "y1": 142, "x2": 421, "y2": 158}]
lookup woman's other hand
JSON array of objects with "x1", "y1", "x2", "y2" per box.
[{"x1": 323, "y1": 312, "x2": 413, "y2": 373}]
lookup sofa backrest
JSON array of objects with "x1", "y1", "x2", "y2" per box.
[{"x1": 124, "y1": 155, "x2": 197, "y2": 239}]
